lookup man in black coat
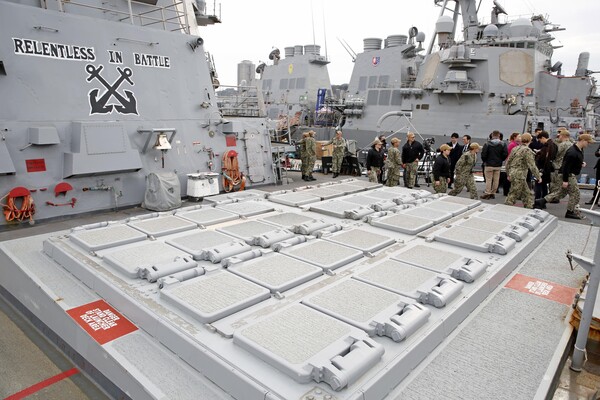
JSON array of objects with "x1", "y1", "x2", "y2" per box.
[{"x1": 447, "y1": 132, "x2": 462, "y2": 189}]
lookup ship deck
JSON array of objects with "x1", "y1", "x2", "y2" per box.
[{"x1": 0, "y1": 171, "x2": 598, "y2": 400}]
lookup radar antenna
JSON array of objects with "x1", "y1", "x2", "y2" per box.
[
  {"x1": 268, "y1": 48, "x2": 280, "y2": 65},
  {"x1": 491, "y1": 0, "x2": 507, "y2": 24}
]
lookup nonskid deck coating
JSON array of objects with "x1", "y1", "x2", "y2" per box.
[{"x1": 0, "y1": 187, "x2": 564, "y2": 400}]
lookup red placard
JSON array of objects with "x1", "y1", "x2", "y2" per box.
[
  {"x1": 225, "y1": 135, "x2": 237, "y2": 147},
  {"x1": 505, "y1": 274, "x2": 578, "y2": 306},
  {"x1": 25, "y1": 158, "x2": 46, "y2": 172},
  {"x1": 67, "y1": 299, "x2": 138, "y2": 345}
]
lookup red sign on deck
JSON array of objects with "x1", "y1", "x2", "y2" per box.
[
  {"x1": 67, "y1": 299, "x2": 138, "y2": 345},
  {"x1": 25, "y1": 158, "x2": 46, "y2": 172},
  {"x1": 505, "y1": 274, "x2": 578, "y2": 306}
]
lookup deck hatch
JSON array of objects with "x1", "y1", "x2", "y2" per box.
[
  {"x1": 233, "y1": 304, "x2": 384, "y2": 391},
  {"x1": 302, "y1": 279, "x2": 430, "y2": 341},
  {"x1": 368, "y1": 213, "x2": 433, "y2": 235},
  {"x1": 433, "y1": 225, "x2": 517, "y2": 254},
  {"x1": 216, "y1": 201, "x2": 275, "y2": 217},
  {"x1": 259, "y1": 212, "x2": 315, "y2": 230},
  {"x1": 393, "y1": 244, "x2": 488, "y2": 283},
  {"x1": 266, "y1": 192, "x2": 321, "y2": 207},
  {"x1": 279, "y1": 239, "x2": 363, "y2": 271},
  {"x1": 458, "y1": 216, "x2": 530, "y2": 241},
  {"x1": 69, "y1": 224, "x2": 147, "y2": 251},
  {"x1": 310, "y1": 200, "x2": 375, "y2": 219},
  {"x1": 217, "y1": 220, "x2": 295, "y2": 246},
  {"x1": 127, "y1": 215, "x2": 198, "y2": 237},
  {"x1": 103, "y1": 242, "x2": 190, "y2": 278},
  {"x1": 354, "y1": 259, "x2": 463, "y2": 307},
  {"x1": 175, "y1": 207, "x2": 238, "y2": 226},
  {"x1": 166, "y1": 230, "x2": 243, "y2": 261},
  {"x1": 323, "y1": 228, "x2": 395, "y2": 253},
  {"x1": 161, "y1": 271, "x2": 270, "y2": 323},
  {"x1": 227, "y1": 253, "x2": 322, "y2": 293}
]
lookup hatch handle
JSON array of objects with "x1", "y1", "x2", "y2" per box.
[
  {"x1": 319, "y1": 338, "x2": 384, "y2": 391},
  {"x1": 387, "y1": 303, "x2": 431, "y2": 342},
  {"x1": 422, "y1": 277, "x2": 463, "y2": 308}
]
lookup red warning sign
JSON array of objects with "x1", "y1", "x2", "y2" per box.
[
  {"x1": 505, "y1": 274, "x2": 578, "y2": 306},
  {"x1": 25, "y1": 158, "x2": 47, "y2": 172},
  {"x1": 67, "y1": 299, "x2": 138, "y2": 345}
]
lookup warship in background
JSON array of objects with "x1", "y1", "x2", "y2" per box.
[
  {"x1": 0, "y1": 0, "x2": 277, "y2": 229},
  {"x1": 338, "y1": 0, "x2": 598, "y2": 155}
]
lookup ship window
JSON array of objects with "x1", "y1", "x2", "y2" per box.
[
  {"x1": 391, "y1": 90, "x2": 402, "y2": 106},
  {"x1": 516, "y1": 42, "x2": 524, "y2": 48},
  {"x1": 289, "y1": 78, "x2": 296, "y2": 90},
  {"x1": 378, "y1": 75, "x2": 390, "y2": 87},
  {"x1": 367, "y1": 90, "x2": 379, "y2": 105},
  {"x1": 279, "y1": 79, "x2": 288, "y2": 89},
  {"x1": 359, "y1": 76, "x2": 367, "y2": 91},
  {"x1": 421, "y1": 104, "x2": 429, "y2": 110},
  {"x1": 296, "y1": 77, "x2": 306, "y2": 89},
  {"x1": 378, "y1": 90, "x2": 391, "y2": 105},
  {"x1": 527, "y1": 43, "x2": 535, "y2": 49},
  {"x1": 368, "y1": 76, "x2": 378, "y2": 88}
]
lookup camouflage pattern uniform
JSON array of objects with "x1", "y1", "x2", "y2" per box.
[
  {"x1": 448, "y1": 152, "x2": 478, "y2": 199},
  {"x1": 385, "y1": 146, "x2": 402, "y2": 186},
  {"x1": 505, "y1": 145, "x2": 541, "y2": 208},
  {"x1": 325, "y1": 136, "x2": 345, "y2": 175},
  {"x1": 304, "y1": 136, "x2": 317, "y2": 178},
  {"x1": 298, "y1": 136, "x2": 308, "y2": 178},
  {"x1": 549, "y1": 140, "x2": 572, "y2": 194}
]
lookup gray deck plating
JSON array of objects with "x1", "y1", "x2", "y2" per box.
[{"x1": 0, "y1": 188, "x2": 566, "y2": 400}]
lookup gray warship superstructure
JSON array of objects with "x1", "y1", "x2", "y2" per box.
[
  {"x1": 0, "y1": 0, "x2": 276, "y2": 229},
  {"x1": 256, "y1": 45, "x2": 335, "y2": 136},
  {"x1": 340, "y1": 0, "x2": 598, "y2": 152}
]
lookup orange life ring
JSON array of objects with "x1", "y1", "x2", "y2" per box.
[
  {"x1": 2, "y1": 187, "x2": 35, "y2": 222},
  {"x1": 221, "y1": 150, "x2": 246, "y2": 192}
]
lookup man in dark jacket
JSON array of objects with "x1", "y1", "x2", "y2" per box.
[
  {"x1": 447, "y1": 132, "x2": 462, "y2": 189},
  {"x1": 535, "y1": 133, "x2": 595, "y2": 219},
  {"x1": 480, "y1": 130, "x2": 508, "y2": 199},
  {"x1": 534, "y1": 131, "x2": 557, "y2": 199},
  {"x1": 585, "y1": 144, "x2": 600, "y2": 205},
  {"x1": 433, "y1": 144, "x2": 451, "y2": 193},
  {"x1": 401, "y1": 132, "x2": 424, "y2": 188}
]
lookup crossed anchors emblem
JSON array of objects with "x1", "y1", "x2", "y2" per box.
[{"x1": 86, "y1": 64, "x2": 138, "y2": 115}]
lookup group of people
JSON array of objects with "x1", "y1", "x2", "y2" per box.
[
  {"x1": 366, "y1": 132, "x2": 425, "y2": 188},
  {"x1": 362, "y1": 128, "x2": 598, "y2": 219}
]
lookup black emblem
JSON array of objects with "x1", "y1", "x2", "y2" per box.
[{"x1": 86, "y1": 64, "x2": 138, "y2": 115}]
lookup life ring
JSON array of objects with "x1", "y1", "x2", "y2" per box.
[
  {"x1": 2, "y1": 187, "x2": 35, "y2": 222},
  {"x1": 221, "y1": 150, "x2": 246, "y2": 192}
]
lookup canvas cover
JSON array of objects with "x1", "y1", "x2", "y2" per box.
[{"x1": 143, "y1": 172, "x2": 181, "y2": 211}]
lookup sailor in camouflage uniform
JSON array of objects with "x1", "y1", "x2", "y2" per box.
[
  {"x1": 385, "y1": 137, "x2": 402, "y2": 186},
  {"x1": 505, "y1": 133, "x2": 541, "y2": 208},
  {"x1": 535, "y1": 133, "x2": 595, "y2": 219},
  {"x1": 325, "y1": 130, "x2": 346, "y2": 178},
  {"x1": 548, "y1": 129, "x2": 572, "y2": 197},
  {"x1": 298, "y1": 132, "x2": 310, "y2": 181},
  {"x1": 448, "y1": 143, "x2": 480, "y2": 199},
  {"x1": 304, "y1": 131, "x2": 317, "y2": 181}
]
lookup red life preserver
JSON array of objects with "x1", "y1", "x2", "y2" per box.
[
  {"x1": 222, "y1": 150, "x2": 246, "y2": 192},
  {"x1": 2, "y1": 187, "x2": 35, "y2": 222}
]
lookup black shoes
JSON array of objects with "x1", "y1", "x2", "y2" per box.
[
  {"x1": 533, "y1": 198, "x2": 547, "y2": 209},
  {"x1": 565, "y1": 210, "x2": 585, "y2": 220},
  {"x1": 308, "y1": 175, "x2": 316, "y2": 181},
  {"x1": 332, "y1": 173, "x2": 339, "y2": 178},
  {"x1": 414, "y1": 184, "x2": 421, "y2": 188}
]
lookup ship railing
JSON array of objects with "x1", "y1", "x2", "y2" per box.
[
  {"x1": 60, "y1": 0, "x2": 192, "y2": 34},
  {"x1": 216, "y1": 85, "x2": 265, "y2": 117},
  {"x1": 438, "y1": 80, "x2": 483, "y2": 91}
]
